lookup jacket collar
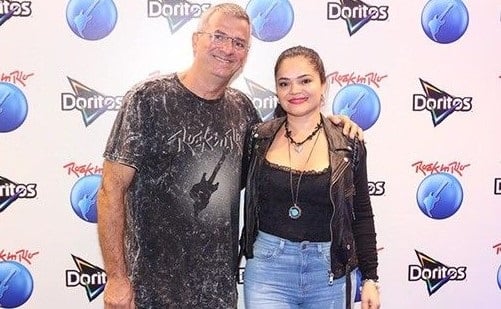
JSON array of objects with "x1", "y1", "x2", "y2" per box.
[
  {"x1": 321, "y1": 114, "x2": 353, "y2": 154},
  {"x1": 256, "y1": 114, "x2": 351, "y2": 152}
]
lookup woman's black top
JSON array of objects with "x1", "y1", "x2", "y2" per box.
[{"x1": 257, "y1": 159, "x2": 333, "y2": 242}]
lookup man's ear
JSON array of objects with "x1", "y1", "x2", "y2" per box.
[{"x1": 192, "y1": 33, "x2": 198, "y2": 56}]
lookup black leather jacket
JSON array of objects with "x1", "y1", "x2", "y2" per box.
[{"x1": 240, "y1": 115, "x2": 378, "y2": 282}]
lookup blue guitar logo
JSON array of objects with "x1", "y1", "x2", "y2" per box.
[
  {"x1": 77, "y1": 187, "x2": 98, "y2": 221},
  {"x1": 428, "y1": 3, "x2": 454, "y2": 40},
  {"x1": 252, "y1": 0, "x2": 279, "y2": 39},
  {"x1": 0, "y1": 91, "x2": 10, "y2": 114},
  {"x1": 423, "y1": 180, "x2": 449, "y2": 217},
  {"x1": 0, "y1": 268, "x2": 18, "y2": 299},
  {"x1": 340, "y1": 92, "x2": 365, "y2": 117},
  {"x1": 73, "y1": 0, "x2": 101, "y2": 37}
]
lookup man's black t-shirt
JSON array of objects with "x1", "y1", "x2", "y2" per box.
[{"x1": 104, "y1": 73, "x2": 260, "y2": 308}]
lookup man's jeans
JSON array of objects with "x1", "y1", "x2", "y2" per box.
[{"x1": 244, "y1": 231, "x2": 356, "y2": 309}]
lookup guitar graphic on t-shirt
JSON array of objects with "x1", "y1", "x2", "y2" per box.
[
  {"x1": 0, "y1": 268, "x2": 18, "y2": 299},
  {"x1": 190, "y1": 149, "x2": 228, "y2": 217},
  {"x1": 428, "y1": 3, "x2": 454, "y2": 40},
  {"x1": 423, "y1": 180, "x2": 449, "y2": 217}
]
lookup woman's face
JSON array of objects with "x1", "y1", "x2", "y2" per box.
[{"x1": 275, "y1": 56, "x2": 326, "y2": 118}]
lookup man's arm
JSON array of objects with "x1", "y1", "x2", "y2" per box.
[
  {"x1": 97, "y1": 160, "x2": 136, "y2": 308},
  {"x1": 327, "y1": 114, "x2": 364, "y2": 141}
]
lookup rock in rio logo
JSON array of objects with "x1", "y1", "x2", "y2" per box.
[
  {"x1": 0, "y1": 82, "x2": 28, "y2": 133},
  {"x1": 421, "y1": 0, "x2": 469, "y2": 44},
  {"x1": 416, "y1": 172, "x2": 463, "y2": 220},
  {"x1": 0, "y1": 261, "x2": 34, "y2": 307},
  {"x1": 66, "y1": 0, "x2": 118, "y2": 40},
  {"x1": 70, "y1": 174, "x2": 101, "y2": 223},
  {"x1": 331, "y1": 83, "x2": 381, "y2": 131},
  {"x1": 245, "y1": 0, "x2": 294, "y2": 42}
]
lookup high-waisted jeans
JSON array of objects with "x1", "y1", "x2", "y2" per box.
[{"x1": 244, "y1": 231, "x2": 356, "y2": 309}]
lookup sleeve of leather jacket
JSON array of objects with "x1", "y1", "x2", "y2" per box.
[
  {"x1": 240, "y1": 123, "x2": 258, "y2": 190},
  {"x1": 351, "y1": 140, "x2": 379, "y2": 280}
]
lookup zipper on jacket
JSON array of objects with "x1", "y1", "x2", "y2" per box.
[
  {"x1": 328, "y1": 159, "x2": 351, "y2": 273},
  {"x1": 328, "y1": 270, "x2": 335, "y2": 285},
  {"x1": 328, "y1": 159, "x2": 351, "y2": 241}
]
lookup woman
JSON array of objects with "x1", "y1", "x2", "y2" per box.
[{"x1": 240, "y1": 46, "x2": 380, "y2": 309}]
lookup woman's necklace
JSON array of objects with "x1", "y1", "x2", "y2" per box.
[
  {"x1": 288, "y1": 128, "x2": 321, "y2": 220},
  {"x1": 284, "y1": 120, "x2": 323, "y2": 153}
]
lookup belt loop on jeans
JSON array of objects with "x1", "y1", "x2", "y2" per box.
[
  {"x1": 317, "y1": 244, "x2": 323, "y2": 253},
  {"x1": 279, "y1": 239, "x2": 285, "y2": 250}
]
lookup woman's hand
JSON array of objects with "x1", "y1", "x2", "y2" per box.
[{"x1": 360, "y1": 280, "x2": 380, "y2": 309}]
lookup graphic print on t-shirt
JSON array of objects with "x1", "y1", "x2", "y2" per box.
[{"x1": 190, "y1": 147, "x2": 229, "y2": 217}]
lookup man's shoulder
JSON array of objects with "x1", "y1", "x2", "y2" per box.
[
  {"x1": 224, "y1": 87, "x2": 260, "y2": 122},
  {"x1": 224, "y1": 86, "x2": 252, "y2": 104},
  {"x1": 118, "y1": 73, "x2": 180, "y2": 113},
  {"x1": 128, "y1": 73, "x2": 178, "y2": 94}
]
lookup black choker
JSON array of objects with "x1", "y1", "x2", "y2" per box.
[{"x1": 284, "y1": 120, "x2": 323, "y2": 153}]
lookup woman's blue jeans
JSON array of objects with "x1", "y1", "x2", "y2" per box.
[{"x1": 244, "y1": 231, "x2": 356, "y2": 309}]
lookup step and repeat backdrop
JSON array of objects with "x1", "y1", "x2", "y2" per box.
[{"x1": 1, "y1": 0, "x2": 500, "y2": 308}]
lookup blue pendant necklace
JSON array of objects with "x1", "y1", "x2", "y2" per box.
[{"x1": 287, "y1": 120, "x2": 322, "y2": 220}]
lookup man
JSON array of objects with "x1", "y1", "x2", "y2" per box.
[{"x1": 97, "y1": 3, "x2": 361, "y2": 308}]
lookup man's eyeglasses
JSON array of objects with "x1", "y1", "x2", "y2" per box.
[{"x1": 197, "y1": 31, "x2": 249, "y2": 51}]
